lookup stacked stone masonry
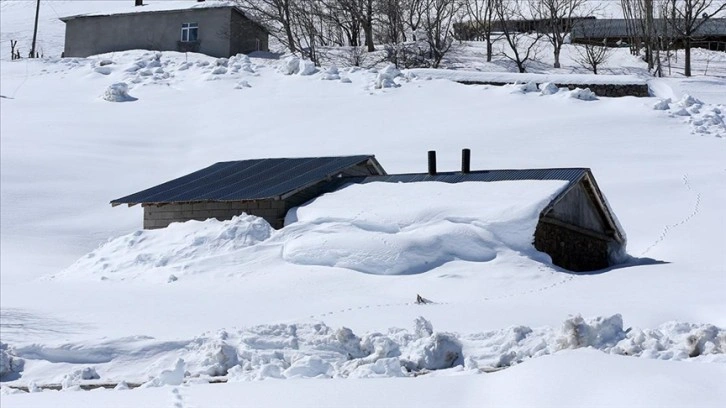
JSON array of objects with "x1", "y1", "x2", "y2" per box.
[
  {"x1": 458, "y1": 81, "x2": 649, "y2": 97},
  {"x1": 144, "y1": 200, "x2": 286, "y2": 229}
]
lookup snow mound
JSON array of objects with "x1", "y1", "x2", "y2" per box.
[
  {"x1": 0, "y1": 343, "x2": 24, "y2": 380},
  {"x1": 102, "y1": 82, "x2": 137, "y2": 102},
  {"x1": 56, "y1": 214, "x2": 273, "y2": 281},
  {"x1": 658, "y1": 94, "x2": 726, "y2": 138},
  {"x1": 565, "y1": 87, "x2": 598, "y2": 101},
  {"x1": 321, "y1": 65, "x2": 340, "y2": 81},
  {"x1": 61, "y1": 367, "x2": 100, "y2": 389},
  {"x1": 402, "y1": 332, "x2": 463, "y2": 371},
  {"x1": 374, "y1": 64, "x2": 402, "y2": 89},
  {"x1": 281, "y1": 181, "x2": 568, "y2": 275},
  {"x1": 234, "y1": 80, "x2": 251, "y2": 89},
  {"x1": 539, "y1": 82, "x2": 560, "y2": 96},
  {"x1": 123, "y1": 52, "x2": 172, "y2": 85},
  {"x1": 298, "y1": 60, "x2": 318, "y2": 76},
  {"x1": 557, "y1": 314, "x2": 626, "y2": 349},
  {"x1": 653, "y1": 97, "x2": 671, "y2": 110},
  {"x1": 229, "y1": 54, "x2": 256, "y2": 75},
  {"x1": 280, "y1": 57, "x2": 317, "y2": 76},
  {"x1": 505, "y1": 81, "x2": 539, "y2": 93},
  {"x1": 94, "y1": 66, "x2": 112, "y2": 75},
  {"x1": 143, "y1": 358, "x2": 186, "y2": 387},
  {"x1": 280, "y1": 56, "x2": 301, "y2": 75}
]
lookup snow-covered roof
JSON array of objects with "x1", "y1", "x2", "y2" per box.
[{"x1": 60, "y1": 1, "x2": 242, "y2": 21}]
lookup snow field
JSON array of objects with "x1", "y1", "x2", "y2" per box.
[{"x1": 2, "y1": 2, "x2": 726, "y2": 404}]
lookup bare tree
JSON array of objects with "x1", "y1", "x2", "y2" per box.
[
  {"x1": 10, "y1": 40, "x2": 20, "y2": 60},
  {"x1": 320, "y1": 0, "x2": 363, "y2": 46},
  {"x1": 377, "y1": 0, "x2": 407, "y2": 43},
  {"x1": 495, "y1": 0, "x2": 543, "y2": 73},
  {"x1": 421, "y1": 0, "x2": 463, "y2": 68},
  {"x1": 237, "y1": 0, "x2": 298, "y2": 54},
  {"x1": 403, "y1": 0, "x2": 426, "y2": 40},
  {"x1": 462, "y1": 0, "x2": 497, "y2": 61},
  {"x1": 662, "y1": 0, "x2": 726, "y2": 77},
  {"x1": 573, "y1": 38, "x2": 612, "y2": 74},
  {"x1": 620, "y1": 0, "x2": 666, "y2": 72},
  {"x1": 532, "y1": 0, "x2": 589, "y2": 68},
  {"x1": 334, "y1": 0, "x2": 376, "y2": 51},
  {"x1": 290, "y1": 0, "x2": 324, "y2": 64}
]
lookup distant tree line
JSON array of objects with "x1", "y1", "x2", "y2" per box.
[
  {"x1": 233, "y1": 0, "x2": 724, "y2": 76},
  {"x1": 620, "y1": 0, "x2": 725, "y2": 77}
]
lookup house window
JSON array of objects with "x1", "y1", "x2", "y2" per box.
[{"x1": 181, "y1": 23, "x2": 198, "y2": 42}]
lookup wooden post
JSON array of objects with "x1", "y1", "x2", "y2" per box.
[{"x1": 30, "y1": 0, "x2": 40, "y2": 59}]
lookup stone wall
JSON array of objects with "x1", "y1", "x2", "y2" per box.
[
  {"x1": 144, "y1": 200, "x2": 286, "y2": 229},
  {"x1": 458, "y1": 81, "x2": 649, "y2": 97},
  {"x1": 64, "y1": 8, "x2": 234, "y2": 58},
  {"x1": 561, "y1": 83, "x2": 649, "y2": 97},
  {"x1": 533, "y1": 220, "x2": 611, "y2": 272}
]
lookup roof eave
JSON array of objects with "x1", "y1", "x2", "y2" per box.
[
  {"x1": 60, "y1": 5, "x2": 241, "y2": 23},
  {"x1": 279, "y1": 156, "x2": 382, "y2": 200}
]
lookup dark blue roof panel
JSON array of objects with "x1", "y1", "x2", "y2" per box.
[{"x1": 112, "y1": 155, "x2": 378, "y2": 205}]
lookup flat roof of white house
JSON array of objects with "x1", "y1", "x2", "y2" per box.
[{"x1": 60, "y1": 0, "x2": 239, "y2": 21}]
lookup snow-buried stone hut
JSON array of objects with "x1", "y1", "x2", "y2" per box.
[{"x1": 112, "y1": 152, "x2": 625, "y2": 272}]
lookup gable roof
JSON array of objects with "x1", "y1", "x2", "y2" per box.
[
  {"x1": 352, "y1": 168, "x2": 625, "y2": 244},
  {"x1": 60, "y1": 0, "x2": 259, "y2": 26},
  {"x1": 111, "y1": 155, "x2": 384, "y2": 206}
]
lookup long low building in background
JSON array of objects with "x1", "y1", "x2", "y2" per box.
[{"x1": 570, "y1": 18, "x2": 726, "y2": 51}]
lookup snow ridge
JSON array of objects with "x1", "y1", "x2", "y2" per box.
[{"x1": 2, "y1": 315, "x2": 723, "y2": 389}]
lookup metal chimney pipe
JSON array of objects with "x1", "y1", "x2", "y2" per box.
[
  {"x1": 135, "y1": 0, "x2": 143, "y2": 6},
  {"x1": 461, "y1": 148, "x2": 471, "y2": 174},
  {"x1": 428, "y1": 150, "x2": 437, "y2": 176}
]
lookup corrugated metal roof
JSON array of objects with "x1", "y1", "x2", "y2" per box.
[
  {"x1": 353, "y1": 168, "x2": 588, "y2": 185},
  {"x1": 112, "y1": 155, "x2": 379, "y2": 205}
]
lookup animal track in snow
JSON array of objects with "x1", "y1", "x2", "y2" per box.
[
  {"x1": 171, "y1": 387, "x2": 185, "y2": 408},
  {"x1": 640, "y1": 174, "x2": 701, "y2": 256}
]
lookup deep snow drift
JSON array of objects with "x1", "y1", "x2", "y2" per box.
[
  {"x1": 57, "y1": 214, "x2": 273, "y2": 282},
  {"x1": 56, "y1": 180, "x2": 568, "y2": 281},
  {"x1": 282, "y1": 181, "x2": 568, "y2": 274}
]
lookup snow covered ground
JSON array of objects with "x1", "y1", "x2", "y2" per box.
[{"x1": 1, "y1": 1, "x2": 726, "y2": 407}]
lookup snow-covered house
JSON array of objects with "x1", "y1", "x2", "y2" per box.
[
  {"x1": 60, "y1": 1, "x2": 269, "y2": 58},
  {"x1": 112, "y1": 152, "x2": 626, "y2": 272}
]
